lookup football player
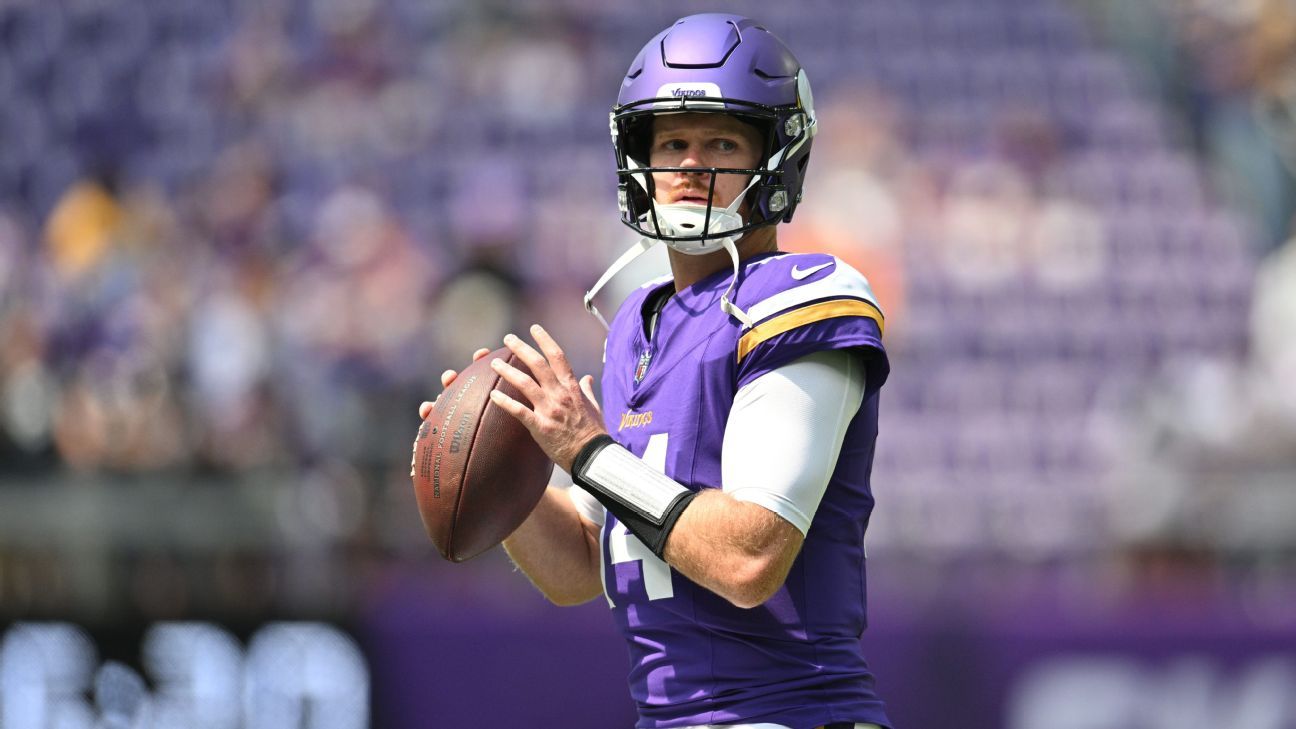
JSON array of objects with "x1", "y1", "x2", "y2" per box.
[{"x1": 422, "y1": 13, "x2": 892, "y2": 729}]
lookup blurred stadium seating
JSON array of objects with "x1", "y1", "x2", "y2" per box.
[{"x1": 1, "y1": 0, "x2": 1294, "y2": 727}]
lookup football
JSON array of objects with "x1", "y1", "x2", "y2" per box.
[{"x1": 411, "y1": 348, "x2": 553, "y2": 562}]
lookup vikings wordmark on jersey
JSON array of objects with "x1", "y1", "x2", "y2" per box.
[
  {"x1": 619, "y1": 409, "x2": 655, "y2": 431},
  {"x1": 593, "y1": 252, "x2": 890, "y2": 729}
]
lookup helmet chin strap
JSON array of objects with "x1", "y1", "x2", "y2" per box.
[
  {"x1": 716, "y1": 236, "x2": 754, "y2": 328},
  {"x1": 585, "y1": 170, "x2": 761, "y2": 330},
  {"x1": 583, "y1": 235, "x2": 658, "y2": 330}
]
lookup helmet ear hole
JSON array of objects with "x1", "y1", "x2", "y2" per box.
[
  {"x1": 622, "y1": 116, "x2": 654, "y2": 167},
  {"x1": 628, "y1": 181, "x2": 652, "y2": 221}
]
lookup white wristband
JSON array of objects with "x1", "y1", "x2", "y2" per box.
[
  {"x1": 582, "y1": 441, "x2": 690, "y2": 524},
  {"x1": 570, "y1": 435, "x2": 698, "y2": 557}
]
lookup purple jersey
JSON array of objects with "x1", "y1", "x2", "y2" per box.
[{"x1": 597, "y1": 251, "x2": 892, "y2": 729}]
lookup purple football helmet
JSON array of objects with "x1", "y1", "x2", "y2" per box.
[
  {"x1": 611, "y1": 13, "x2": 818, "y2": 247},
  {"x1": 584, "y1": 14, "x2": 817, "y2": 329}
]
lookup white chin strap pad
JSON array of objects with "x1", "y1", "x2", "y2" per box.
[{"x1": 640, "y1": 203, "x2": 744, "y2": 255}]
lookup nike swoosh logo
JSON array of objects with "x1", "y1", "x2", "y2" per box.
[{"x1": 790, "y1": 262, "x2": 833, "y2": 280}]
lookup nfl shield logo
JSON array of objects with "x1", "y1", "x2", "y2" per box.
[{"x1": 634, "y1": 349, "x2": 652, "y2": 384}]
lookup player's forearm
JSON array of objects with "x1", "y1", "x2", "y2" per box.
[
  {"x1": 569, "y1": 436, "x2": 803, "y2": 609},
  {"x1": 502, "y1": 486, "x2": 603, "y2": 606},
  {"x1": 662, "y1": 490, "x2": 802, "y2": 609}
]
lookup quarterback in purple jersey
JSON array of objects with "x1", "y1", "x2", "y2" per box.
[{"x1": 420, "y1": 14, "x2": 892, "y2": 729}]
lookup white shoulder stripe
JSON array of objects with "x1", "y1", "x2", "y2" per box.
[{"x1": 745, "y1": 257, "x2": 881, "y2": 325}]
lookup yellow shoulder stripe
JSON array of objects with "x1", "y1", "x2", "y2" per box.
[{"x1": 736, "y1": 298, "x2": 884, "y2": 363}]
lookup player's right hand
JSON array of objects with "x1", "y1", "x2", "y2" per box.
[{"x1": 418, "y1": 348, "x2": 491, "y2": 420}]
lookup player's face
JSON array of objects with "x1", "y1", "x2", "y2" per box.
[{"x1": 648, "y1": 113, "x2": 764, "y2": 212}]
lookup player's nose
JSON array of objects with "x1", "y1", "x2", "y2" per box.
[{"x1": 677, "y1": 154, "x2": 707, "y2": 178}]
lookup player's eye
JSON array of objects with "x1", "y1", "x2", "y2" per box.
[
  {"x1": 657, "y1": 138, "x2": 688, "y2": 152},
  {"x1": 711, "y1": 138, "x2": 739, "y2": 153}
]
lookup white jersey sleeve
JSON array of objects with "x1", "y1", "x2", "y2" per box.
[{"x1": 721, "y1": 348, "x2": 866, "y2": 535}]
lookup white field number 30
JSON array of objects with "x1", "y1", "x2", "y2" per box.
[{"x1": 605, "y1": 433, "x2": 674, "y2": 606}]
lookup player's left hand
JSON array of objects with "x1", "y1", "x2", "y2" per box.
[{"x1": 490, "y1": 324, "x2": 606, "y2": 474}]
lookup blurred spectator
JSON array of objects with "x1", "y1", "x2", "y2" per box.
[
  {"x1": 1026, "y1": 198, "x2": 1106, "y2": 291},
  {"x1": 939, "y1": 160, "x2": 1035, "y2": 291},
  {"x1": 44, "y1": 176, "x2": 122, "y2": 280}
]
